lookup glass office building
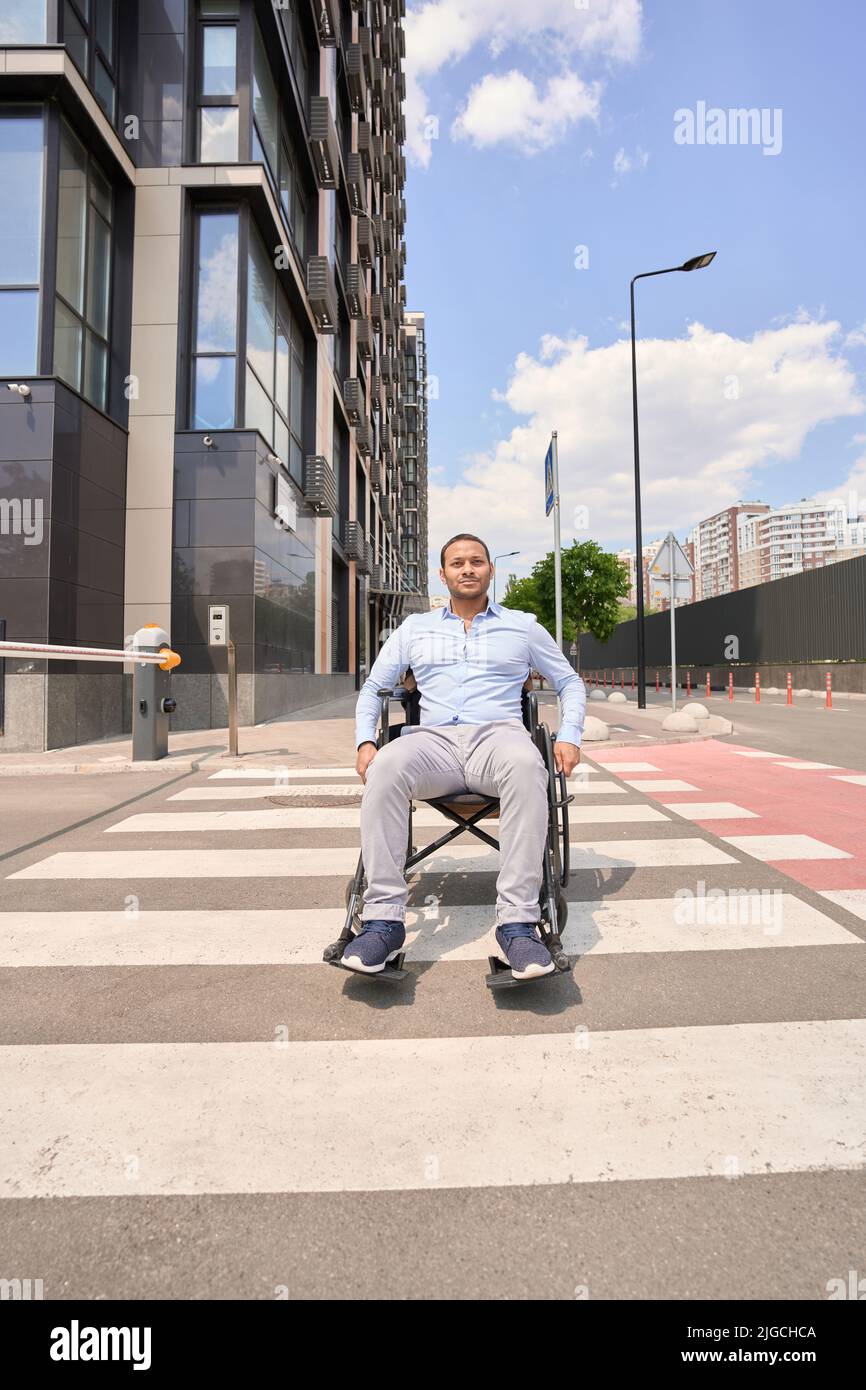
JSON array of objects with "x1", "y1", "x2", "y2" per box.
[{"x1": 0, "y1": 0, "x2": 424, "y2": 749}]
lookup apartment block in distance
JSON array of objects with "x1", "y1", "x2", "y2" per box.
[
  {"x1": 690, "y1": 502, "x2": 769, "y2": 600},
  {"x1": 737, "y1": 498, "x2": 866, "y2": 588},
  {"x1": 0, "y1": 0, "x2": 425, "y2": 752}
]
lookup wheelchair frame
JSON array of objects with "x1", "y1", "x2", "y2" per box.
[{"x1": 323, "y1": 678, "x2": 574, "y2": 988}]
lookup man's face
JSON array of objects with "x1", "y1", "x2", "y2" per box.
[{"x1": 439, "y1": 541, "x2": 493, "y2": 600}]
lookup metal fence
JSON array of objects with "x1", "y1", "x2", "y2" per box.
[{"x1": 579, "y1": 554, "x2": 866, "y2": 669}]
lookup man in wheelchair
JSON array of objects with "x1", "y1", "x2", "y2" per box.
[{"x1": 339, "y1": 532, "x2": 586, "y2": 983}]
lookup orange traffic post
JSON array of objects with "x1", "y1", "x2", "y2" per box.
[
  {"x1": 826, "y1": 672, "x2": 832, "y2": 709},
  {"x1": 656, "y1": 670, "x2": 660, "y2": 693},
  {"x1": 705, "y1": 671, "x2": 711, "y2": 698},
  {"x1": 728, "y1": 672, "x2": 734, "y2": 702},
  {"x1": 755, "y1": 673, "x2": 761, "y2": 703},
  {"x1": 631, "y1": 669, "x2": 635, "y2": 690},
  {"x1": 620, "y1": 670, "x2": 625, "y2": 689},
  {"x1": 786, "y1": 672, "x2": 793, "y2": 706},
  {"x1": 686, "y1": 671, "x2": 692, "y2": 698}
]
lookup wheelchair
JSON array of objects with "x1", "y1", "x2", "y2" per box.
[{"x1": 323, "y1": 672, "x2": 574, "y2": 990}]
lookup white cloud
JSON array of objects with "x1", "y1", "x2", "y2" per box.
[
  {"x1": 612, "y1": 144, "x2": 649, "y2": 179},
  {"x1": 451, "y1": 69, "x2": 601, "y2": 153},
  {"x1": 844, "y1": 322, "x2": 866, "y2": 348},
  {"x1": 404, "y1": 0, "x2": 643, "y2": 166},
  {"x1": 428, "y1": 318, "x2": 865, "y2": 577}
]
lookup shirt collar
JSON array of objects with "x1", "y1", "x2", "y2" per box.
[{"x1": 440, "y1": 595, "x2": 502, "y2": 620}]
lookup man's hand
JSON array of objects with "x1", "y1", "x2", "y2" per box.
[
  {"x1": 553, "y1": 741, "x2": 581, "y2": 777},
  {"x1": 356, "y1": 741, "x2": 378, "y2": 784}
]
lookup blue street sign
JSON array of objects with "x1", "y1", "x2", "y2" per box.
[{"x1": 544, "y1": 442, "x2": 554, "y2": 516}]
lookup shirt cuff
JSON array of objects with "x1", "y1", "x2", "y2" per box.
[
  {"x1": 356, "y1": 731, "x2": 377, "y2": 749},
  {"x1": 555, "y1": 722, "x2": 583, "y2": 747}
]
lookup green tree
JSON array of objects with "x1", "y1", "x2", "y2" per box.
[{"x1": 501, "y1": 541, "x2": 630, "y2": 667}]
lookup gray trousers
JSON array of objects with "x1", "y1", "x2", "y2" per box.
[{"x1": 360, "y1": 719, "x2": 549, "y2": 925}]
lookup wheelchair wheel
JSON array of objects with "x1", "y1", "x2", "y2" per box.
[{"x1": 556, "y1": 889, "x2": 568, "y2": 929}]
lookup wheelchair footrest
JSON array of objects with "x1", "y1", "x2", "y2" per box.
[{"x1": 324, "y1": 942, "x2": 410, "y2": 983}]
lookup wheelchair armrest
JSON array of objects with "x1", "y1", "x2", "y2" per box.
[{"x1": 522, "y1": 687, "x2": 539, "y2": 734}]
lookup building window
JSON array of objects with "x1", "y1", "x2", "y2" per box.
[
  {"x1": 0, "y1": 1, "x2": 47, "y2": 42},
  {"x1": 276, "y1": 2, "x2": 310, "y2": 114},
  {"x1": 279, "y1": 133, "x2": 306, "y2": 260},
  {"x1": 61, "y1": 0, "x2": 118, "y2": 124},
  {"x1": 252, "y1": 21, "x2": 279, "y2": 178},
  {"x1": 53, "y1": 122, "x2": 113, "y2": 411},
  {"x1": 0, "y1": 108, "x2": 43, "y2": 375},
  {"x1": 245, "y1": 222, "x2": 305, "y2": 484},
  {"x1": 251, "y1": 21, "x2": 308, "y2": 263},
  {"x1": 197, "y1": 0, "x2": 239, "y2": 162},
  {"x1": 191, "y1": 209, "x2": 239, "y2": 429}
]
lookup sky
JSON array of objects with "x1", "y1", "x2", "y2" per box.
[{"x1": 401, "y1": 0, "x2": 866, "y2": 596}]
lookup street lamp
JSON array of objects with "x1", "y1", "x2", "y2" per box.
[
  {"x1": 492, "y1": 550, "x2": 519, "y2": 604},
  {"x1": 630, "y1": 252, "x2": 716, "y2": 707}
]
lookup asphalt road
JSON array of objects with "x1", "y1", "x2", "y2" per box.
[{"x1": 1, "y1": 717, "x2": 864, "y2": 1300}]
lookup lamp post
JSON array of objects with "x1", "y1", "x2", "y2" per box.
[
  {"x1": 492, "y1": 550, "x2": 519, "y2": 604},
  {"x1": 630, "y1": 252, "x2": 716, "y2": 707}
]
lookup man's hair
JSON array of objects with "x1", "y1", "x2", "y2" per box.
[{"x1": 440, "y1": 533, "x2": 491, "y2": 568}]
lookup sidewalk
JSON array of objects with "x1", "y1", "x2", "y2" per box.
[{"x1": 0, "y1": 688, "x2": 732, "y2": 776}]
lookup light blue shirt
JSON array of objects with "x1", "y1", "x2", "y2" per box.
[{"x1": 355, "y1": 596, "x2": 586, "y2": 749}]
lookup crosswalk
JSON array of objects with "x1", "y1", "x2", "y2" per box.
[{"x1": 2, "y1": 753, "x2": 865, "y2": 1293}]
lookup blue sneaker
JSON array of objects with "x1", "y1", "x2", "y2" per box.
[
  {"x1": 342, "y1": 919, "x2": 406, "y2": 974},
  {"x1": 495, "y1": 923, "x2": 555, "y2": 980}
]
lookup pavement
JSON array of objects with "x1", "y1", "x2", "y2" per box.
[{"x1": 0, "y1": 690, "x2": 865, "y2": 1299}]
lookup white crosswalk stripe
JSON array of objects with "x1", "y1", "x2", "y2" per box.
[
  {"x1": 168, "y1": 779, "x2": 630, "y2": 800},
  {"x1": 105, "y1": 803, "x2": 669, "y2": 833},
  {"x1": 8, "y1": 839, "x2": 739, "y2": 879},
  {"x1": 0, "y1": 896, "x2": 857, "y2": 967},
  {"x1": 3, "y1": 1020, "x2": 865, "y2": 1196},
  {"x1": 622, "y1": 778, "x2": 700, "y2": 792},
  {"x1": 661, "y1": 802, "x2": 758, "y2": 821}
]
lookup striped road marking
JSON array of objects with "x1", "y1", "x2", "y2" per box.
[
  {"x1": 208, "y1": 767, "x2": 361, "y2": 779},
  {"x1": 105, "y1": 804, "x2": 670, "y2": 834},
  {"x1": 0, "y1": 896, "x2": 857, "y2": 967},
  {"x1": 832, "y1": 775, "x2": 866, "y2": 787},
  {"x1": 2, "y1": 1020, "x2": 865, "y2": 1195},
  {"x1": 587, "y1": 761, "x2": 661, "y2": 773},
  {"x1": 720, "y1": 835, "x2": 852, "y2": 862},
  {"x1": 168, "y1": 781, "x2": 630, "y2": 801},
  {"x1": 7, "y1": 840, "x2": 739, "y2": 880},
  {"x1": 622, "y1": 779, "x2": 699, "y2": 792},
  {"x1": 773, "y1": 761, "x2": 842, "y2": 771},
  {"x1": 661, "y1": 803, "x2": 759, "y2": 821},
  {"x1": 817, "y1": 890, "x2": 866, "y2": 923}
]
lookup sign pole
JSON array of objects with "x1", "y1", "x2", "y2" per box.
[
  {"x1": 552, "y1": 432, "x2": 563, "y2": 654},
  {"x1": 669, "y1": 532, "x2": 677, "y2": 712}
]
